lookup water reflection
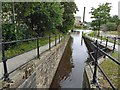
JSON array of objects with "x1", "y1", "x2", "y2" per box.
[
  {"x1": 50, "y1": 37, "x2": 73, "y2": 88},
  {"x1": 50, "y1": 30, "x2": 89, "y2": 89}
]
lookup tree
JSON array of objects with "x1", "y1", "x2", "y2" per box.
[
  {"x1": 90, "y1": 3, "x2": 111, "y2": 36},
  {"x1": 2, "y1": 2, "x2": 64, "y2": 40},
  {"x1": 106, "y1": 22, "x2": 117, "y2": 31},
  {"x1": 109, "y1": 15, "x2": 120, "y2": 27},
  {"x1": 2, "y1": 2, "x2": 77, "y2": 41},
  {"x1": 15, "y1": 2, "x2": 64, "y2": 36},
  {"x1": 59, "y1": 2, "x2": 78, "y2": 33}
]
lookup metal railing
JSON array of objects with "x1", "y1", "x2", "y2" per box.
[
  {"x1": 100, "y1": 36, "x2": 119, "y2": 53},
  {"x1": 90, "y1": 40, "x2": 120, "y2": 90},
  {"x1": 1, "y1": 34, "x2": 63, "y2": 81},
  {"x1": 90, "y1": 32, "x2": 119, "y2": 53}
]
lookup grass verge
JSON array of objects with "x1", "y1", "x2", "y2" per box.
[
  {"x1": 99, "y1": 51, "x2": 119, "y2": 89},
  {"x1": 4, "y1": 35, "x2": 61, "y2": 59}
]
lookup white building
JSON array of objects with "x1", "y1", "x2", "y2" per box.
[{"x1": 74, "y1": 16, "x2": 81, "y2": 26}]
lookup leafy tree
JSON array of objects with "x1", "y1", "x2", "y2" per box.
[
  {"x1": 90, "y1": 3, "x2": 111, "y2": 35},
  {"x1": 59, "y1": 2, "x2": 78, "y2": 33},
  {"x1": 2, "y1": 2, "x2": 77, "y2": 41},
  {"x1": 109, "y1": 15, "x2": 120, "y2": 27},
  {"x1": 15, "y1": 2, "x2": 64, "y2": 36},
  {"x1": 106, "y1": 22, "x2": 117, "y2": 31},
  {"x1": 2, "y1": 3, "x2": 16, "y2": 41}
]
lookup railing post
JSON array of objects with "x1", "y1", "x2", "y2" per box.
[
  {"x1": 92, "y1": 40, "x2": 98, "y2": 83},
  {"x1": 94, "y1": 33, "x2": 95, "y2": 41},
  {"x1": 59, "y1": 34, "x2": 60, "y2": 43},
  {"x1": 55, "y1": 34, "x2": 57, "y2": 46},
  {"x1": 100, "y1": 36, "x2": 102, "y2": 43},
  {"x1": 49, "y1": 34, "x2": 51, "y2": 50},
  {"x1": 37, "y1": 36, "x2": 39, "y2": 58},
  {"x1": 2, "y1": 43, "x2": 9, "y2": 81},
  {"x1": 112, "y1": 37, "x2": 116, "y2": 53},
  {"x1": 81, "y1": 31, "x2": 83, "y2": 45},
  {"x1": 105, "y1": 37, "x2": 108, "y2": 48},
  {"x1": 104, "y1": 37, "x2": 108, "y2": 58},
  {"x1": 82, "y1": 31, "x2": 83, "y2": 36}
]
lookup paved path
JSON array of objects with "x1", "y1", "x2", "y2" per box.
[
  {"x1": 85, "y1": 31, "x2": 119, "y2": 51},
  {"x1": 89, "y1": 36, "x2": 119, "y2": 51},
  {"x1": 0, "y1": 39, "x2": 61, "y2": 78}
]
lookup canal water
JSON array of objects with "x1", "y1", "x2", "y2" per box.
[{"x1": 50, "y1": 30, "x2": 90, "y2": 88}]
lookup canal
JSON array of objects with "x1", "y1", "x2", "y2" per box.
[{"x1": 50, "y1": 30, "x2": 90, "y2": 88}]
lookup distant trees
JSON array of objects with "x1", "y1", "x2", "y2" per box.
[
  {"x1": 109, "y1": 15, "x2": 120, "y2": 27},
  {"x1": 2, "y1": 2, "x2": 77, "y2": 41},
  {"x1": 90, "y1": 3, "x2": 111, "y2": 35},
  {"x1": 58, "y1": 2, "x2": 78, "y2": 33},
  {"x1": 106, "y1": 22, "x2": 117, "y2": 31},
  {"x1": 90, "y1": 2, "x2": 120, "y2": 34}
]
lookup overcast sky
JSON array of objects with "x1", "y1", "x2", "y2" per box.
[{"x1": 74, "y1": 0, "x2": 120, "y2": 22}]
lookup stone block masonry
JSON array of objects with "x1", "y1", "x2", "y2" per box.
[{"x1": 15, "y1": 36, "x2": 70, "y2": 88}]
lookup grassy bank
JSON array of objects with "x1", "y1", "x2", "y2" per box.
[{"x1": 99, "y1": 51, "x2": 119, "y2": 89}]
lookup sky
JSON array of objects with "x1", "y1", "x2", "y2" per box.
[{"x1": 75, "y1": 0, "x2": 120, "y2": 22}]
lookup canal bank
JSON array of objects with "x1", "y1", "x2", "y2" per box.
[
  {"x1": 82, "y1": 34, "x2": 119, "y2": 89},
  {"x1": 50, "y1": 30, "x2": 90, "y2": 88}
]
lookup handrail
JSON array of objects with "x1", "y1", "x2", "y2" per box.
[
  {"x1": 91, "y1": 42, "x2": 120, "y2": 65},
  {"x1": 1, "y1": 34, "x2": 63, "y2": 81},
  {"x1": 91, "y1": 40, "x2": 119, "y2": 90},
  {"x1": 2, "y1": 35, "x2": 56, "y2": 45},
  {"x1": 90, "y1": 52, "x2": 116, "y2": 89},
  {"x1": 97, "y1": 64, "x2": 116, "y2": 89}
]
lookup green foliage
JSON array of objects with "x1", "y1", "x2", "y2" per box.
[
  {"x1": 74, "y1": 25, "x2": 82, "y2": 29},
  {"x1": 14, "y1": 2, "x2": 64, "y2": 36},
  {"x1": 1, "y1": 2, "x2": 77, "y2": 60},
  {"x1": 59, "y1": 2, "x2": 78, "y2": 33},
  {"x1": 2, "y1": 2, "x2": 77, "y2": 42},
  {"x1": 106, "y1": 22, "x2": 117, "y2": 31},
  {"x1": 109, "y1": 15, "x2": 120, "y2": 27},
  {"x1": 90, "y1": 3, "x2": 111, "y2": 32},
  {"x1": 2, "y1": 24, "x2": 16, "y2": 41}
]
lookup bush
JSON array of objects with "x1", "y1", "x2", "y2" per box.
[{"x1": 106, "y1": 22, "x2": 117, "y2": 31}]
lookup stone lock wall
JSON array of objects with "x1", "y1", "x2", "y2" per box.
[{"x1": 18, "y1": 37, "x2": 69, "y2": 88}]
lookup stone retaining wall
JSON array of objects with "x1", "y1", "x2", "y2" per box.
[{"x1": 17, "y1": 36, "x2": 70, "y2": 88}]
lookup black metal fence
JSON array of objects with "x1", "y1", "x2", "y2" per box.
[
  {"x1": 1, "y1": 34, "x2": 63, "y2": 81},
  {"x1": 90, "y1": 40, "x2": 120, "y2": 90}
]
